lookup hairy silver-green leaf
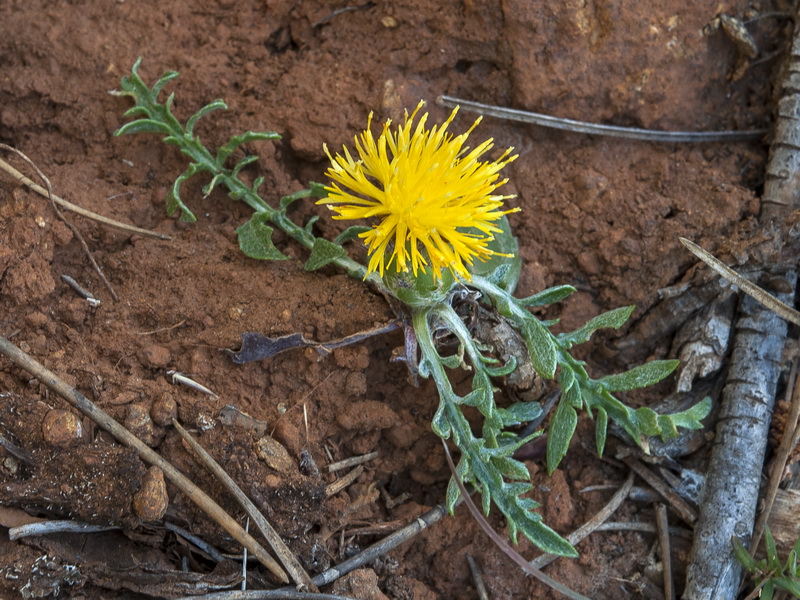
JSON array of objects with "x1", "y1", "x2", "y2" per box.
[{"x1": 598, "y1": 359, "x2": 679, "y2": 392}]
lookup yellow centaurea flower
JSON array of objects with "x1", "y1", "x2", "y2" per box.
[{"x1": 319, "y1": 101, "x2": 519, "y2": 281}]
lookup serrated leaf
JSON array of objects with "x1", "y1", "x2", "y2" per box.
[
  {"x1": 439, "y1": 353, "x2": 462, "y2": 369},
  {"x1": 202, "y1": 173, "x2": 226, "y2": 197},
  {"x1": 235, "y1": 213, "x2": 287, "y2": 260},
  {"x1": 560, "y1": 367, "x2": 582, "y2": 409},
  {"x1": 166, "y1": 166, "x2": 202, "y2": 222},
  {"x1": 518, "y1": 284, "x2": 577, "y2": 307},
  {"x1": 558, "y1": 305, "x2": 635, "y2": 347},
  {"x1": 150, "y1": 70, "x2": 180, "y2": 100},
  {"x1": 547, "y1": 397, "x2": 577, "y2": 474},
  {"x1": 481, "y1": 487, "x2": 492, "y2": 515},
  {"x1": 662, "y1": 396, "x2": 712, "y2": 432},
  {"x1": 304, "y1": 215, "x2": 320, "y2": 234},
  {"x1": 484, "y1": 355, "x2": 517, "y2": 377},
  {"x1": 217, "y1": 130, "x2": 281, "y2": 164},
  {"x1": 232, "y1": 154, "x2": 260, "y2": 177},
  {"x1": 304, "y1": 237, "x2": 347, "y2": 271},
  {"x1": 445, "y1": 478, "x2": 461, "y2": 513},
  {"x1": 595, "y1": 406, "x2": 608, "y2": 456},
  {"x1": 599, "y1": 359, "x2": 679, "y2": 392},
  {"x1": 431, "y1": 402, "x2": 450, "y2": 437},
  {"x1": 524, "y1": 520, "x2": 579, "y2": 557},
  {"x1": 334, "y1": 225, "x2": 371, "y2": 245}
]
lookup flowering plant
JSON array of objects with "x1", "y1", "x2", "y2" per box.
[{"x1": 115, "y1": 59, "x2": 711, "y2": 556}]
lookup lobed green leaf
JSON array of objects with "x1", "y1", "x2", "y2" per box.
[
  {"x1": 304, "y1": 237, "x2": 348, "y2": 271},
  {"x1": 235, "y1": 213, "x2": 288, "y2": 260}
]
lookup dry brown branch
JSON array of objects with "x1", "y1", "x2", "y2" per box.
[
  {"x1": 0, "y1": 333, "x2": 288, "y2": 583},
  {"x1": 466, "y1": 554, "x2": 490, "y2": 600},
  {"x1": 172, "y1": 420, "x2": 316, "y2": 592}
]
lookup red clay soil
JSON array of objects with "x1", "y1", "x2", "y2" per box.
[{"x1": 0, "y1": 1, "x2": 786, "y2": 598}]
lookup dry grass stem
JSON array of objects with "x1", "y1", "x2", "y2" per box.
[{"x1": 655, "y1": 503, "x2": 675, "y2": 600}]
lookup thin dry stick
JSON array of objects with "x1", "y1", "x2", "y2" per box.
[
  {"x1": 655, "y1": 503, "x2": 675, "y2": 600},
  {"x1": 0, "y1": 144, "x2": 120, "y2": 301},
  {"x1": 679, "y1": 238, "x2": 800, "y2": 326},
  {"x1": 325, "y1": 466, "x2": 363, "y2": 498},
  {"x1": 309, "y1": 502, "x2": 451, "y2": 587},
  {"x1": 441, "y1": 441, "x2": 590, "y2": 600},
  {"x1": 621, "y1": 456, "x2": 698, "y2": 526},
  {"x1": 177, "y1": 592, "x2": 358, "y2": 600},
  {"x1": 0, "y1": 334, "x2": 288, "y2": 583},
  {"x1": 529, "y1": 472, "x2": 634, "y2": 570},
  {"x1": 327, "y1": 452, "x2": 378, "y2": 473},
  {"x1": 466, "y1": 553, "x2": 490, "y2": 600},
  {"x1": 437, "y1": 95, "x2": 767, "y2": 142},
  {"x1": 0, "y1": 152, "x2": 170, "y2": 240},
  {"x1": 172, "y1": 420, "x2": 316, "y2": 592},
  {"x1": 749, "y1": 360, "x2": 800, "y2": 554},
  {"x1": 9, "y1": 520, "x2": 120, "y2": 540}
]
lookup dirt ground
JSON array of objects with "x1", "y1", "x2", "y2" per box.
[{"x1": 0, "y1": 1, "x2": 790, "y2": 598}]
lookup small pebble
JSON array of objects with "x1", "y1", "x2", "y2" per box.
[
  {"x1": 42, "y1": 409, "x2": 83, "y2": 447},
  {"x1": 142, "y1": 345, "x2": 171, "y2": 368},
  {"x1": 125, "y1": 403, "x2": 158, "y2": 446},
  {"x1": 132, "y1": 466, "x2": 169, "y2": 521},
  {"x1": 255, "y1": 436, "x2": 296, "y2": 475},
  {"x1": 150, "y1": 393, "x2": 177, "y2": 426}
]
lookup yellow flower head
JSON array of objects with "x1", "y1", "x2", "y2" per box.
[{"x1": 319, "y1": 101, "x2": 519, "y2": 281}]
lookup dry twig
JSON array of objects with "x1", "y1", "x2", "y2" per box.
[
  {"x1": 621, "y1": 456, "x2": 698, "y2": 526},
  {"x1": 655, "y1": 503, "x2": 675, "y2": 600}
]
